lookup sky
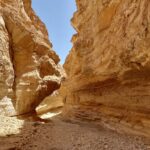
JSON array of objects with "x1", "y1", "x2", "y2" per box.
[{"x1": 32, "y1": 0, "x2": 76, "y2": 64}]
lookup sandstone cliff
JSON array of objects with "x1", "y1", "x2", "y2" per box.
[
  {"x1": 63, "y1": 0, "x2": 150, "y2": 137},
  {"x1": 0, "y1": 0, "x2": 63, "y2": 116}
]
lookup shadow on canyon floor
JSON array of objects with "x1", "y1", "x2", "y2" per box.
[{"x1": 0, "y1": 110, "x2": 150, "y2": 150}]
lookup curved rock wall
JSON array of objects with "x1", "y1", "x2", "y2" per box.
[
  {"x1": 0, "y1": 0, "x2": 63, "y2": 115},
  {"x1": 63, "y1": 0, "x2": 150, "y2": 137}
]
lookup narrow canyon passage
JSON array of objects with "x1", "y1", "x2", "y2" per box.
[{"x1": 0, "y1": 0, "x2": 150, "y2": 150}]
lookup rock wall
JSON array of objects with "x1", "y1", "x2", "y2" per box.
[
  {"x1": 63, "y1": 0, "x2": 150, "y2": 137},
  {"x1": 0, "y1": 0, "x2": 63, "y2": 115}
]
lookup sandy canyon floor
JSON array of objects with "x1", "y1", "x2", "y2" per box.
[{"x1": 0, "y1": 114, "x2": 150, "y2": 150}]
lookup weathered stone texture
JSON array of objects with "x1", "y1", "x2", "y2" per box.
[
  {"x1": 63, "y1": 0, "x2": 150, "y2": 137},
  {"x1": 0, "y1": 0, "x2": 63, "y2": 115}
]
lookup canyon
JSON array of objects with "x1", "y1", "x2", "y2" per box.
[{"x1": 0, "y1": 0, "x2": 150, "y2": 149}]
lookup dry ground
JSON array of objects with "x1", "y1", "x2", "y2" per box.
[{"x1": 0, "y1": 114, "x2": 150, "y2": 150}]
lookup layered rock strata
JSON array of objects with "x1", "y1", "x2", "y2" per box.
[
  {"x1": 0, "y1": 0, "x2": 63, "y2": 115},
  {"x1": 63, "y1": 0, "x2": 150, "y2": 137}
]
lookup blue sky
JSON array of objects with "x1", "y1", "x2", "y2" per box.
[{"x1": 32, "y1": 0, "x2": 76, "y2": 64}]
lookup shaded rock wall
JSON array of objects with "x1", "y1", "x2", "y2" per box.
[
  {"x1": 63, "y1": 0, "x2": 150, "y2": 137},
  {"x1": 0, "y1": 0, "x2": 63, "y2": 115}
]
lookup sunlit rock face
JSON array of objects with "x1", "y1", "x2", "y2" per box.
[
  {"x1": 36, "y1": 91, "x2": 64, "y2": 115},
  {"x1": 62, "y1": 0, "x2": 150, "y2": 137},
  {"x1": 0, "y1": 0, "x2": 63, "y2": 115}
]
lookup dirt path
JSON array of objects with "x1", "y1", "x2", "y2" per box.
[{"x1": 0, "y1": 115, "x2": 150, "y2": 150}]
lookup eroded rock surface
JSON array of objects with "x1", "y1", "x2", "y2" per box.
[
  {"x1": 0, "y1": 0, "x2": 63, "y2": 115},
  {"x1": 62, "y1": 0, "x2": 150, "y2": 137},
  {"x1": 36, "y1": 90, "x2": 64, "y2": 115}
]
